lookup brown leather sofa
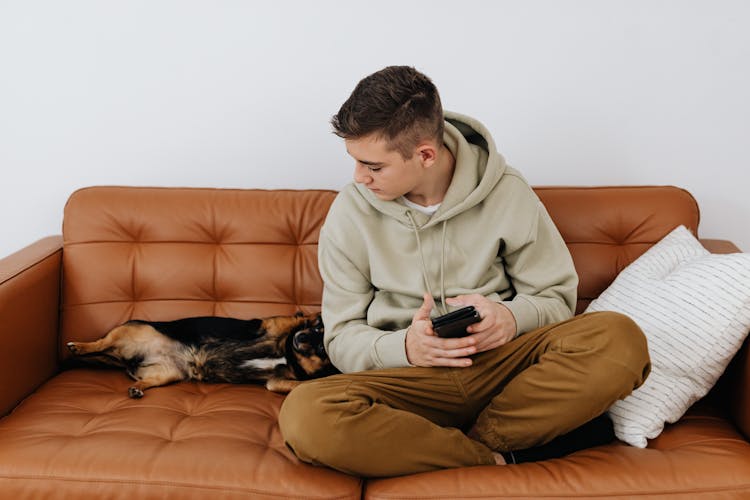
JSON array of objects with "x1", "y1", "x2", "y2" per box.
[{"x1": 1, "y1": 186, "x2": 748, "y2": 499}]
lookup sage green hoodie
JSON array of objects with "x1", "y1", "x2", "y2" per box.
[{"x1": 319, "y1": 111, "x2": 578, "y2": 373}]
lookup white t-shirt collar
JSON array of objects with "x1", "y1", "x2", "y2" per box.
[{"x1": 400, "y1": 196, "x2": 441, "y2": 216}]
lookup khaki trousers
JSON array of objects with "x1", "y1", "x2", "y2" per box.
[{"x1": 279, "y1": 311, "x2": 650, "y2": 477}]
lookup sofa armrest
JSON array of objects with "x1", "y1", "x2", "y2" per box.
[
  {"x1": 700, "y1": 238, "x2": 742, "y2": 254},
  {"x1": 700, "y1": 238, "x2": 750, "y2": 440},
  {"x1": 727, "y1": 337, "x2": 750, "y2": 439},
  {"x1": 0, "y1": 236, "x2": 62, "y2": 417}
]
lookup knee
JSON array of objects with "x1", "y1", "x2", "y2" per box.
[
  {"x1": 591, "y1": 311, "x2": 651, "y2": 385},
  {"x1": 278, "y1": 379, "x2": 355, "y2": 468},
  {"x1": 278, "y1": 381, "x2": 328, "y2": 459}
]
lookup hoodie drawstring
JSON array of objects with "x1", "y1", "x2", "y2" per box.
[
  {"x1": 407, "y1": 211, "x2": 449, "y2": 316},
  {"x1": 439, "y1": 220, "x2": 448, "y2": 311}
]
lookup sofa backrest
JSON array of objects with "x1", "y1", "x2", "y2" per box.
[
  {"x1": 60, "y1": 186, "x2": 699, "y2": 354},
  {"x1": 535, "y1": 186, "x2": 699, "y2": 312}
]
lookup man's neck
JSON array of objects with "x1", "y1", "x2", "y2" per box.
[{"x1": 404, "y1": 145, "x2": 456, "y2": 207}]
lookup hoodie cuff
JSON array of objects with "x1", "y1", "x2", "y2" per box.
[
  {"x1": 502, "y1": 296, "x2": 540, "y2": 337},
  {"x1": 373, "y1": 328, "x2": 413, "y2": 368}
]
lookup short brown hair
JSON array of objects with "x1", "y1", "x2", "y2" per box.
[{"x1": 331, "y1": 66, "x2": 444, "y2": 159}]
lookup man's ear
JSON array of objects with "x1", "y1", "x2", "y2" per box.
[{"x1": 416, "y1": 142, "x2": 438, "y2": 168}]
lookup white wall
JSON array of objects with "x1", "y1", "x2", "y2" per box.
[{"x1": 1, "y1": 0, "x2": 748, "y2": 259}]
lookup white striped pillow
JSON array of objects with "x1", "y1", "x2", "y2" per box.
[{"x1": 585, "y1": 225, "x2": 750, "y2": 448}]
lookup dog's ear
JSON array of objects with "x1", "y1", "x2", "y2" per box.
[{"x1": 313, "y1": 313, "x2": 323, "y2": 329}]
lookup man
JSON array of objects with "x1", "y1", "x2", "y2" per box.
[{"x1": 279, "y1": 66, "x2": 650, "y2": 477}]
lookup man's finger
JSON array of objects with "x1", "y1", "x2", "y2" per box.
[
  {"x1": 415, "y1": 293, "x2": 434, "y2": 319},
  {"x1": 430, "y1": 335, "x2": 476, "y2": 349},
  {"x1": 445, "y1": 295, "x2": 466, "y2": 306},
  {"x1": 466, "y1": 316, "x2": 491, "y2": 334},
  {"x1": 431, "y1": 356, "x2": 473, "y2": 368}
]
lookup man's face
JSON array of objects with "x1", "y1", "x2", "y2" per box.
[{"x1": 345, "y1": 134, "x2": 422, "y2": 201}]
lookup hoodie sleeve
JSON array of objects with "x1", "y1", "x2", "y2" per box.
[
  {"x1": 500, "y1": 199, "x2": 578, "y2": 336},
  {"x1": 318, "y1": 226, "x2": 412, "y2": 373}
]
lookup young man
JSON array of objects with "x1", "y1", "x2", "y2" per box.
[{"x1": 279, "y1": 66, "x2": 650, "y2": 477}]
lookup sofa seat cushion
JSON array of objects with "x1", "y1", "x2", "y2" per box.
[
  {"x1": 365, "y1": 406, "x2": 750, "y2": 499},
  {"x1": 0, "y1": 369, "x2": 361, "y2": 500}
]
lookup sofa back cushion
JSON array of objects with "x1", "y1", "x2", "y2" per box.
[
  {"x1": 61, "y1": 188, "x2": 336, "y2": 350},
  {"x1": 60, "y1": 186, "x2": 699, "y2": 352},
  {"x1": 535, "y1": 186, "x2": 699, "y2": 312}
]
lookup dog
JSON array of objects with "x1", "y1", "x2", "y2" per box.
[{"x1": 66, "y1": 312, "x2": 338, "y2": 398}]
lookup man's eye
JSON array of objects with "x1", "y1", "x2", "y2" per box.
[{"x1": 368, "y1": 167, "x2": 381, "y2": 172}]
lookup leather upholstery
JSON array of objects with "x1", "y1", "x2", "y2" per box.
[
  {"x1": 534, "y1": 186, "x2": 699, "y2": 313},
  {"x1": 0, "y1": 235, "x2": 62, "y2": 416},
  {"x1": 366, "y1": 405, "x2": 750, "y2": 499},
  {"x1": 0, "y1": 185, "x2": 747, "y2": 499},
  {"x1": 0, "y1": 369, "x2": 361, "y2": 499},
  {"x1": 61, "y1": 187, "x2": 332, "y2": 357}
]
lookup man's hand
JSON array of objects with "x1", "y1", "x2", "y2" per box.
[
  {"x1": 405, "y1": 294, "x2": 478, "y2": 367},
  {"x1": 445, "y1": 294, "x2": 517, "y2": 353}
]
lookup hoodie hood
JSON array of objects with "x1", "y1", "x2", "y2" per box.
[{"x1": 354, "y1": 111, "x2": 507, "y2": 229}]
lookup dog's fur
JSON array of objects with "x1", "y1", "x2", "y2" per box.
[{"x1": 66, "y1": 312, "x2": 338, "y2": 398}]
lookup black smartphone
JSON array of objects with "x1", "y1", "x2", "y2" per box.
[{"x1": 432, "y1": 306, "x2": 481, "y2": 338}]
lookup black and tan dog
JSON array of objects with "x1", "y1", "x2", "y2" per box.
[{"x1": 66, "y1": 313, "x2": 338, "y2": 398}]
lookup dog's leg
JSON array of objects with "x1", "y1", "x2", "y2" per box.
[
  {"x1": 265, "y1": 364, "x2": 301, "y2": 394},
  {"x1": 265, "y1": 377, "x2": 302, "y2": 394},
  {"x1": 67, "y1": 324, "x2": 137, "y2": 355},
  {"x1": 128, "y1": 364, "x2": 183, "y2": 399},
  {"x1": 67, "y1": 336, "x2": 117, "y2": 355}
]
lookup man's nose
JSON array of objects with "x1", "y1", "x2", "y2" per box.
[{"x1": 353, "y1": 164, "x2": 372, "y2": 184}]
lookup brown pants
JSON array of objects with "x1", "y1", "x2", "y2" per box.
[{"x1": 279, "y1": 311, "x2": 650, "y2": 477}]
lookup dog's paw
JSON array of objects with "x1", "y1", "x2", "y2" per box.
[
  {"x1": 66, "y1": 342, "x2": 80, "y2": 355},
  {"x1": 128, "y1": 387, "x2": 144, "y2": 399}
]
